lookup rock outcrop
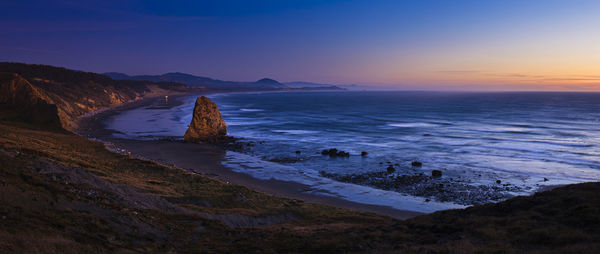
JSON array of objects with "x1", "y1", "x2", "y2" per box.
[
  {"x1": 184, "y1": 96, "x2": 227, "y2": 143},
  {"x1": 0, "y1": 62, "x2": 192, "y2": 130},
  {"x1": 0, "y1": 73, "x2": 62, "y2": 129}
]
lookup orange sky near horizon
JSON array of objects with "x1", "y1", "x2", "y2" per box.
[{"x1": 339, "y1": 3, "x2": 600, "y2": 91}]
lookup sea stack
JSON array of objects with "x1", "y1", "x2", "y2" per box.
[{"x1": 184, "y1": 96, "x2": 227, "y2": 143}]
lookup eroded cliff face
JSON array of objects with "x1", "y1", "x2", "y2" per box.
[
  {"x1": 0, "y1": 63, "x2": 193, "y2": 130},
  {"x1": 184, "y1": 96, "x2": 227, "y2": 143},
  {"x1": 0, "y1": 73, "x2": 62, "y2": 129}
]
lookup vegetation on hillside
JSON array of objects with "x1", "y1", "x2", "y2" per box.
[{"x1": 1, "y1": 119, "x2": 599, "y2": 253}]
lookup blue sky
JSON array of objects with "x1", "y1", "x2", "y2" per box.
[{"x1": 1, "y1": 0, "x2": 599, "y2": 90}]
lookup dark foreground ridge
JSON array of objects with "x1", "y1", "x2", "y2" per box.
[{"x1": 1, "y1": 63, "x2": 599, "y2": 253}]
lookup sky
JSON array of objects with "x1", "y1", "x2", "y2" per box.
[{"x1": 1, "y1": 0, "x2": 599, "y2": 91}]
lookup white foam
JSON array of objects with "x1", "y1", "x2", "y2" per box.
[
  {"x1": 226, "y1": 120, "x2": 274, "y2": 126},
  {"x1": 387, "y1": 123, "x2": 438, "y2": 128},
  {"x1": 271, "y1": 130, "x2": 320, "y2": 135},
  {"x1": 222, "y1": 151, "x2": 465, "y2": 213}
]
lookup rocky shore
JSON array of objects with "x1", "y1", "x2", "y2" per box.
[
  {"x1": 319, "y1": 170, "x2": 521, "y2": 206},
  {"x1": 220, "y1": 140, "x2": 525, "y2": 206}
]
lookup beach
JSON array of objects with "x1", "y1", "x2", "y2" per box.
[
  {"x1": 75, "y1": 93, "x2": 423, "y2": 219},
  {"x1": 73, "y1": 90, "x2": 600, "y2": 217}
]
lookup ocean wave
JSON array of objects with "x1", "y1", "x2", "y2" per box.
[
  {"x1": 240, "y1": 108, "x2": 265, "y2": 112},
  {"x1": 222, "y1": 151, "x2": 464, "y2": 213},
  {"x1": 226, "y1": 120, "x2": 274, "y2": 126},
  {"x1": 271, "y1": 129, "x2": 320, "y2": 135},
  {"x1": 387, "y1": 123, "x2": 438, "y2": 128}
]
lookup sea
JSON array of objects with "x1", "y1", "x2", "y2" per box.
[{"x1": 106, "y1": 91, "x2": 600, "y2": 213}]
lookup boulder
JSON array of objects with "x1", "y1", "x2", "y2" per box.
[
  {"x1": 387, "y1": 165, "x2": 395, "y2": 173},
  {"x1": 361, "y1": 151, "x2": 369, "y2": 156},
  {"x1": 412, "y1": 161, "x2": 423, "y2": 167},
  {"x1": 431, "y1": 170, "x2": 442, "y2": 178},
  {"x1": 184, "y1": 96, "x2": 227, "y2": 143},
  {"x1": 321, "y1": 148, "x2": 349, "y2": 158}
]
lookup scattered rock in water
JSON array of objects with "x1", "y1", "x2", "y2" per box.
[
  {"x1": 295, "y1": 150, "x2": 301, "y2": 154},
  {"x1": 321, "y1": 148, "x2": 337, "y2": 155},
  {"x1": 431, "y1": 170, "x2": 442, "y2": 178},
  {"x1": 218, "y1": 137, "x2": 246, "y2": 151},
  {"x1": 496, "y1": 180, "x2": 502, "y2": 184},
  {"x1": 386, "y1": 165, "x2": 395, "y2": 173},
  {"x1": 411, "y1": 161, "x2": 423, "y2": 167},
  {"x1": 321, "y1": 148, "x2": 350, "y2": 158},
  {"x1": 423, "y1": 133, "x2": 431, "y2": 136},
  {"x1": 319, "y1": 170, "x2": 521, "y2": 206},
  {"x1": 361, "y1": 151, "x2": 368, "y2": 156},
  {"x1": 544, "y1": 178, "x2": 549, "y2": 182}
]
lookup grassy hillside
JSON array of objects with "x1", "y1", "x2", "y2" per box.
[{"x1": 0, "y1": 119, "x2": 599, "y2": 253}]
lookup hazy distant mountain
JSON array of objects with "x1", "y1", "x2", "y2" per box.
[
  {"x1": 251, "y1": 78, "x2": 287, "y2": 88},
  {"x1": 105, "y1": 72, "x2": 287, "y2": 90},
  {"x1": 285, "y1": 81, "x2": 345, "y2": 90}
]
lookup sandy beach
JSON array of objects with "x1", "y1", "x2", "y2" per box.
[{"x1": 75, "y1": 94, "x2": 423, "y2": 220}]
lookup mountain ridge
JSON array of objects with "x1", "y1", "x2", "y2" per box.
[
  {"x1": 105, "y1": 72, "x2": 285, "y2": 90},
  {"x1": 105, "y1": 72, "x2": 343, "y2": 90}
]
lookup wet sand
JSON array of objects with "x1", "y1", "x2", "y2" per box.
[{"x1": 75, "y1": 94, "x2": 424, "y2": 220}]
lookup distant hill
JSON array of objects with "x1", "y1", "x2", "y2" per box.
[
  {"x1": 105, "y1": 72, "x2": 287, "y2": 90},
  {"x1": 251, "y1": 78, "x2": 287, "y2": 88},
  {"x1": 106, "y1": 72, "x2": 344, "y2": 91},
  {"x1": 284, "y1": 81, "x2": 344, "y2": 90}
]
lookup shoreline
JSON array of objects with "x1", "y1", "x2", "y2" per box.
[{"x1": 75, "y1": 92, "x2": 424, "y2": 220}]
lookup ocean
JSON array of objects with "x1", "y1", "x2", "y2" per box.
[{"x1": 106, "y1": 91, "x2": 600, "y2": 212}]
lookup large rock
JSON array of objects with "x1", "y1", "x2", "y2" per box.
[{"x1": 184, "y1": 96, "x2": 227, "y2": 143}]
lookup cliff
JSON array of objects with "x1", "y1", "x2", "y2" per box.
[
  {"x1": 0, "y1": 63, "x2": 195, "y2": 130},
  {"x1": 0, "y1": 73, "x2": 62, "y2": 129},
  {"x1": 184, "y1": 96, "x2": 227, "y2": 143}
]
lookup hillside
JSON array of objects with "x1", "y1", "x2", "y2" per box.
[
  {"x1": 0, "y1": 120, "x2": 598, "y2": 253},
  {"x1": 0, "y1": 63, "x2": 194, "y2": 130}
]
